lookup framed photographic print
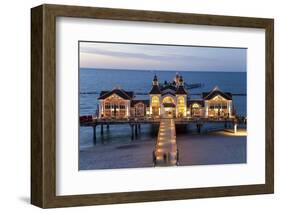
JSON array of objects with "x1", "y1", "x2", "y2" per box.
[{"x1": 31, "y1": 4, "x2": 274, "y2": 208}]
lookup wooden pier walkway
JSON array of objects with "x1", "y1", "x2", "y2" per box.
[{"x1": 154, "y1": 118, "x2": 178, "y2": 166}]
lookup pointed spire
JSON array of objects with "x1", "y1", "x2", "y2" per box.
[
  {"x1": 179, "y1": 75, "x2": 184, "y2": 86},
  {"x1": 149, "y1": 75, "x2": 161, "y2": 94},
  {"x1": 153, "y1": 74, "x2": 158, "y2": 86},
  {"x1": 153, "y1": 74, "x2": 157, "y2": 81}
]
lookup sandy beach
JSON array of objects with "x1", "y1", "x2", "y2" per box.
[{"x1": 79, "y1": 129, "x2": 246, "y2": 170}]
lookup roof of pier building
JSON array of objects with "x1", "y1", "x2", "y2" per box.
[
  {"x1": 98, "y1": 89, "x2": 134, "y2": 100},
  {"x1": 149, "y1": 85, "x2": 162, "y2": 94},
  {"x1": 161, "y1": 90, "x2": 176, "y2": 97},
  {"x1": 202, "y1": 86, "x2": 232, "y2": 100},
  {"x1": 175, "y1": 85, "x2": 188, "y2": 95}
]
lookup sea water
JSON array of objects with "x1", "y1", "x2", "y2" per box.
[{"x1": 79, "y1": 68, "x2": 247, "y2": 148}]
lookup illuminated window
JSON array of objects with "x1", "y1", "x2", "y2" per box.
[
  {"x1": 212, "y1": 95, "x2": 225, "y2": 101},
  {"x1": 105, "y1": 103, "x2": 111, "y2": 109},
  {"x1": 192, "y1": 103, "x2": 200, "y2": 108},
  {"x1": 178, "y1": 96, "x2": 185, "y2": 104},
  {"x1": 152, "y1": 96, "x2": 160, "y2": 105},
  {"x1": 162, "y1": 96, "x2": 175, "y2": 103}
]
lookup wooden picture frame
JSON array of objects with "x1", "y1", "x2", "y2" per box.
[{"x1": 31, "y1": 4, "x2": 274, "y2": 208}]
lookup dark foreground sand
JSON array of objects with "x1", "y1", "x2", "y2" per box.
[{"x1": 79, "y1": 129, "x2": 246, "y2": 170}]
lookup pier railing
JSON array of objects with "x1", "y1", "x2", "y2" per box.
[{"x1": 80, "y1": 115, "x2": 245, "y2": 126}]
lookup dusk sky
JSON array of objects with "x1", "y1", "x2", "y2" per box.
[{"x1": 79, "y1": 42, "x2": 246, "y2": 72}]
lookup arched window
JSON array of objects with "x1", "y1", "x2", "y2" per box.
[
  {"x1": 162, "y1": 96, "x2": 175, "y2": 104},
  {"x1": 192, "y1": 103, "x2": 200, "y2": 108},
  {"x1": 151, "y1": 96, "x2": 159, "y2": 105}
]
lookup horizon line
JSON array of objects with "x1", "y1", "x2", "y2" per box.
[{"x1": 80, "y1": 67, "x2": 247, "y2": 73}]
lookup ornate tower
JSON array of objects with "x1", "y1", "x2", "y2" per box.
[
  {"x1": 175, "y1": 76, "x2": 188, "y2": 117},
  {"x1": 149, "y1": 75, "x2": 161, "y2": 117}
]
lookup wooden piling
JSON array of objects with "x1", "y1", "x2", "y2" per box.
[
  {"x1": 197, "y1": 123, "x2": 202, "y2": 134},
  {"x1": 93, "y1": 125, "x2": 96, "y2": 145},
  {"x1": 135, "y1": 123, "x2": 138, "y2": 137},
  {"x1": 130, "y1": 124, "x2": 134, "y2": 140},
  {"x1": 101, "y1": 124, "x2": 104, "y2": 135},
  {"x1": 79, "y1": 117, "x2": 241, "y2": 143}
]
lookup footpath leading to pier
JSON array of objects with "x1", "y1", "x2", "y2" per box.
[{"x1": 154, "y1": 118, "x2": 178, "y2": 166}]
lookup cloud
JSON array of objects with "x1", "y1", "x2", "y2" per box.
[
  {"x1": 81, "y1": 45, "x2": 154, "y2": 60},
  {"x1": 80, "y1": 44, "x2": 211, "y2": 62},
  {"x1": 79, "y1": 42, "x2": 246, "y2": 72}
]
